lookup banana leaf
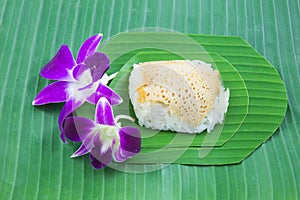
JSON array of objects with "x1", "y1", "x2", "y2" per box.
[{"x1": 0, "y1": 0, "x2": 298, "y2": 199}]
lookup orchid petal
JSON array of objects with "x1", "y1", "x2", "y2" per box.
[
  {"x1": 78, "y1": 83, "x2": 94, "y2": 92},
  {"x1": 63, "y1": 116, "x2": 95, "y2": 142},
  {"x1": 95, "y1": 97, "x2": 115, "y2": 126},
  {"x1": 58, "y1": 99, "x2": 84, "y2": 143},
  {"x1": 72, "y1": 63, "x2": 90, "y2": 81},
  {"x1": 114, "y1": 126, "x2": 141, "y2": 162},
  {"x1": 76, "y1": 34, "x2": 103, "y2": 64},
  {"x1": 84, "y1": 52, "x2": 110, "y2": 82},
  {"x1": 89, "y1": 135, "x2": 112, "y2": 169},
  {"x1": 40, "y1": 45, "x2": 76, "y2": 81},
  {"x1": 72, "y1": 133, "x2": 96, "y2": 158},
  {"x1": 86, "y1": 83, "x2": 123, "y2": 106},
  {"x1": 71, "y1": 143, "x2": 90, "y2": 158},
  {"x1": 90, "y1": 151, "x2": 112, "y2": 170},
  {"x1": 32, "y1": 81, "x2": 69, "y2": 105}
]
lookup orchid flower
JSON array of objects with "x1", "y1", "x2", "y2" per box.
[
  {"x1": 63, "y1": 97, "x2": 141, "y2": 169},
  {"x1": 32, "y1": 34, "x2": 122, "y2": 142}
]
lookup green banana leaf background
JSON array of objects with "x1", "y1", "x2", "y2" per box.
[{"x1": 0, "y1": 0, "x2": 299, "y2": 199}]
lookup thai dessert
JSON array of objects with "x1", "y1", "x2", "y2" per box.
[{"x1": 128, "y1": 60, "x2": 230, "y2": 133}]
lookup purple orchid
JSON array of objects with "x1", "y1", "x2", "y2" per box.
[
  {"x1": 32, "y1": 34, "x2": 122, "y2": 142},
  {"x1": 63, "y1": 97, "x2": 141, "y2": 169}
]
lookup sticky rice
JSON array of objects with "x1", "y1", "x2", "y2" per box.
[{"x1": 128, "y1": 60, "x2": 230, "y2": 134}]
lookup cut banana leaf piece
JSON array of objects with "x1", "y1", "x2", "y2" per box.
[
  {"x1": 101, "y1": 32, "x2": 287, "y2": 165},
  {"x1": 109, "y1": 51, "x2": 249, "y2": 148}
]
